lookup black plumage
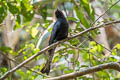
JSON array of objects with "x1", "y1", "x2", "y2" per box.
[{"x1": 41, "y1": 9, "x2": 69, "y2": 75}]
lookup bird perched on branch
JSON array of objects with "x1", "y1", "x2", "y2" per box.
[{"x1": 41, "y1": 9, "x2": 69, "y2": 75}]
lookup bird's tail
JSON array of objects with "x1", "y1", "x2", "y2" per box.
[{"x1": 41, "y1": 49, "x2": 54, "y2": 75}]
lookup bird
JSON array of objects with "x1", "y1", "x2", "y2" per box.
[{"x1": 41, "y1": 9, "x2": 69, "y2": 75}]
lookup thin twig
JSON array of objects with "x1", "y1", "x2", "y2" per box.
[
  {"x1": 91, "y1": 0, "x2": 120, "y2": 26},
  {"x1": 73, "y1": 0, "x2": 118, "y2": 54},
  {"x1": 1, "y1": 20, "x2": 120, "y2": 80},
  {"x1": 43, "y1": 62, "x2": 120, "y2": 80},
  {"x1": 83, "y1": 36, "x2": 112, "y2": 53},
  {"x1": 0, "y1": 52, "x2": 49, "y2": 78}
]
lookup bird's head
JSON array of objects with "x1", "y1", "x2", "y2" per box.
[{"x1": 55, "y1": 9, "x2": 65, "y2": 19}]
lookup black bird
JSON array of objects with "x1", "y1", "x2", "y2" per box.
[{"x1": 41, "y1": 9, "x2": 69, "y2": 75}]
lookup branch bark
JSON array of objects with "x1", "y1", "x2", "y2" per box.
[
  {"x1": 43, "y1": 62, "x2": 120, "y2": 80},
  {"x1": 0, "y1": 51, "x2": 49, "y2": 78},
  {"x1": 1, "y1": 20, "x2": 120, "y2": 80}
]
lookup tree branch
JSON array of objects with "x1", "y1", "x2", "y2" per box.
[
  {"x1": 0, "y1": 51, "x2": 49, "y2": 78},
  {"x1": 43, "y1": 62, "x2": 120, "y2": 80},
  {"x1": 91, "y1": 0, "x2": 120, "y2": 26},
  {"x1": 1, "y1": 20, "x2": 120, "y2": 80}
]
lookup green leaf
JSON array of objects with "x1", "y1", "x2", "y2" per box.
[
  {"x1": 89, "y1": 48, "x2": 96, "y2": 53},
  {"x1": 75, "y1": 22, "x2": 83, "y2": 32},
  {"x1": 14, "y1": 22, "x2": 21, "y2": 30},
  {"x1": 38, "y1": 6, "x2": 47, "y2": 20},
  {"x1": 7, "y1": 3, "x2": 20, "y2": 14},
  {"x1": 24, "y1": 56, "x2": 27, "y2": 60},
  {"x1": 76, "y1": 61, "x2": 80, "y2": 67},
  {"x1": 97, "y1": 70, "x2": 110, "y2": 79},
  {"x1": 75, "y1": 6, "x2": 90, "y2": 28},
  {"x1": 109, "y1": 56, "x2": 119, "y2": 62},
  {"x1": 0, "y1": 46, "x2": 11, "y2": 53},
  {"x1": 21, "y1": 2, "x2": 34, "y2": 21},
  {"x1": 97, "y1": 44, "x2": 104, "y2": 53},
  {"x1": 30, "y1": 23, "x2": 39, "y2": 38},
  {"x1": 80, "y1": 65, "x2": 89, "y2": 68},
  {"x1": 17, "y1": 69, "x2": 24, "y2": 76},
  {"x1": 67, "y1": 17, "x2": 78, "y2": 22},
  {"x1": 17, "y1": 15, "x2": 21, "y2": 24},
  {"x1": 89, "y1": 41, "x2": 96, "y2": 46},
  {"x1": 53, "y1": 56, "x2": 59, "y2": 63},
  {"x1": 115, "y1": 44, "x2": 120, "y2": 49},
  {"x1": 58, "y1": 64, "x2": 66, "y2": 70},
  {"x1": 81, "y1": 0, "x2": 95, "y2": 21},
  {"x1": 42, "y1": 22, "x2": 50, "y2": 29},
  {"x1": 112, "y1": 49, "x2": 117, "y2": 56},
  {"x1": 0, "y1": 67, "x2": 7, "y2": 76},
  {"x1": 68, "y1": 50, "x2": 75, "y2": 54},
  {"x1": 64, "y1": 69, "x2": 74, "y2": 74},
  {"x1": 31, "y1": 27, "x2": 38, "y2": 38},
  {"x1": 69, "y1": 38, "x2": 80, "y2": 46},
  {"x1": 0, "y1": 2, "x2": 7, "y2": 23}
]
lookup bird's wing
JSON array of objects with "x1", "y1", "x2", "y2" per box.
[{"x1": 49, "y1": 21, "x2": 61, "y2": 45}]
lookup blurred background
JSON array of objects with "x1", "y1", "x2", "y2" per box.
[{"x1": 0, "y1": 0, "x2": 120, "y2": 80}]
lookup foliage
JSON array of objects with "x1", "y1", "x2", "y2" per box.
[
  {"x1": 0, "y1": 0, "x2": 120, "y2": 80},
  {"x1": 0, "y1": 0, "x2": 34, "y2": 30}
]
